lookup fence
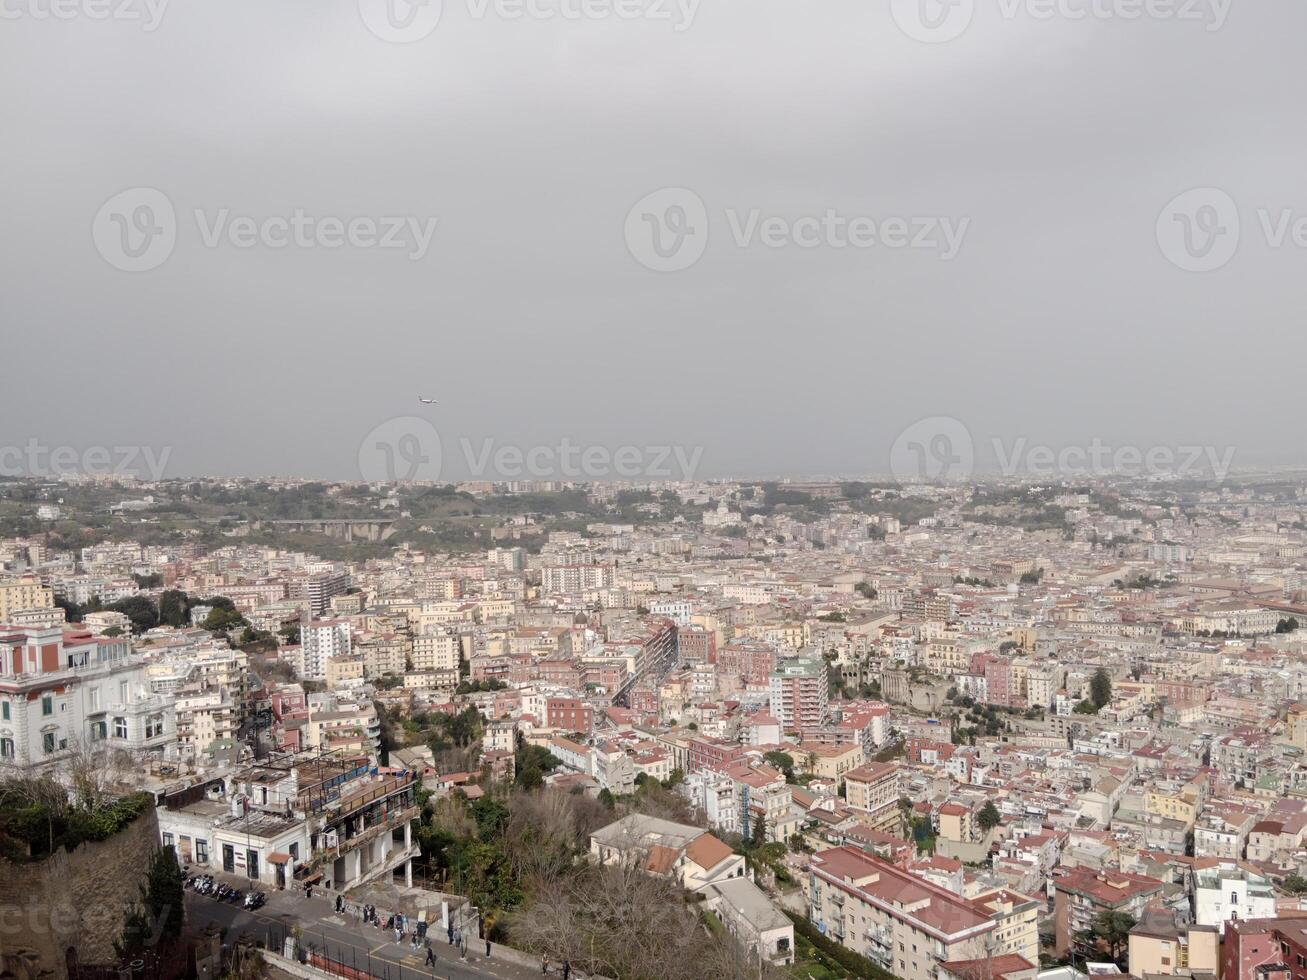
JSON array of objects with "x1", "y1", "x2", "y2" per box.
[{"x1": 259, "y1": 919, "x2": 470, "y2": 980}]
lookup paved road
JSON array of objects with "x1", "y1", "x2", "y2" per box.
[{"x1": 185, "y1": 887, "x2": 547, "y2": 980}]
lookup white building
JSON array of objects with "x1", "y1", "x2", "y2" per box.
[
  {"x1": 0, "y1": 626, "x2": 175, "y2": 772},
  {"x1": 1192, "y1": 862, "x2": 1276, "y2": 933},
  {"x1": 301, "y1": 619, "x2": 352, "y2": 680}
]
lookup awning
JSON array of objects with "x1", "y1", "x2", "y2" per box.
[{"x1": 268, "y1": 852, "x2": 292, "y2": 863}]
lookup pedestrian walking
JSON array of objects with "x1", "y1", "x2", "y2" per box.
[
  {"x1": 335, "y1": 895, "x2": 343, "y2": 914},
  {"x1": 541, "y1": 953, "x2": 549, "y2": 974},
  {"x1": 394, "y1": 926, "x2": 403, "y2": 944},
  {"x1": 486, "y1": 938, "x2": 491, "y2": 957},
  {"x1": 425, "y1": 946, "x2": 436, "y2": 967},
  {"x1": 562, "y1": 960, "x2": 570, "y2": 980}
]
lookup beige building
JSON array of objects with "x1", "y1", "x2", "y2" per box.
[
  {"x1": 799, "y1": 741, "x2": 864, "y2": 786},
  {"x1": 1127, "y1": 905, "x2": 1219, "y2": 977},
  {"x1": 938, "y1": 802, "x2": 977, "y2": 843},
  {"x1": 0, "y1": 574, "x2": 54, "y2": 622},
  {"x1": 808, "y1": 846, "x2": 995, "y2": 980},
  {"x1": 972, "y1": 889, "x2": 1040, "y2": 964},
  {"x1": 325, "y1": 655, "x2": 365, "y2": 688},
  {"x1": 843, "y1": 761, "x2": 902, "y2": 830},
  {"x1": 175, "y1": 689, "x2": 238, "y2": 758},
  {"x1": 412, "y1": 630, "x2": 460, "y2": 671}
]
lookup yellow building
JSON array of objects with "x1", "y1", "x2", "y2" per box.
[
  {"x1": 973, "y1": 890, "x2": 1041, "y2": 964},
  {"x1": 938, "y1": 803, "x2": 976, "y2": 843},
  {"x1": 325, "y1": 655, "x2": 365, "y2": 688},
  {"x1": 1127, "y1": 906, "x2": 1219, "y2": 977},
  {"x1": 1287, "y1": 704, "x2": 1307, "y2": 750},
  {"x1": 0, "y1": 575, "x2": 54, "y2": 622},
  {"x1": 799, "y1": 742, "x2": 864, "y2": 786},
  {"x1": 1144, "y1": 775, "x2": 1206, "y2": 830}
]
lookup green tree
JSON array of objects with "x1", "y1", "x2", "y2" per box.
[
  {"x1": 110, "y1": 595, "x2": 159, "y2": 634},
  {"x1": 763, "y1": 751, "x2": 795, "y2": 780},
  {"x1": 977, "y1": 801, "x2": 1001, "y2": 832},
  {"x1": 118, "y1": 846, "x2": 185, "y2": 957},
  {"x1": 202, "y1": 605, "x2": 246, "y2": 632},
  {"x1": 1281, "y1": 873, "x2": 1307, "y2": 895},
  {"x1": 1090, "y1": 668, "x2": 1112, "y2": 709},
  {"x1": 1073, "y1": 699, "x2": 1099, "y2": 715},
  {"x1": 749, "y1": 812, "x2": 767, "y2": 848},
  {"x1": 1091, "y1": 909, "x2": 1136, "y2": 964},
  {"x1": 158, "y1": 589, "x2": 190, "y2": 628}
]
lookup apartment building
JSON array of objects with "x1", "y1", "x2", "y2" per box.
[
  {"x1": 1127, "y1": 905, "x2": 1220, "y2": 978},
  {"x1": 541, "y1": 564, "x2": 611, "y2": 595},
  {"x1": 412, "y1": 629, "x2": 460, "y2": 672},
  {"x1": 0, "y1": 574, "x2": 54, "y2": 621},
  {"x1": 174, "y1": 688, "x2": 237, "y2": 759},
  {"x1": 304, "y1": 570, "x2": 350, "y2": 617},
  {"x1": 678, "y1": 626, "x2": 716, "y2": 664},
  {"x1": 769, "y1": 657, "x2": 829, "y2": 731},
  {"x1": 972, "y1": 889, "x2": 1041, "y2": 965},
  {"x1": 546, "y1": 696, "x2": 594, "y2": 734},
  {"x1": 1053, "y1": 867, "x2": 1164, "y2": 956},
  {"x1": 843, "y1": 762, "x2": 902, "y2": 832},
  {"x1": 0, "y1": 626, "x2": 175, "y2": 770},
  {"x1": 1192, "y1": 862, "x2": 1277, "y2": 933},
  {"x1": 807, "y1": 847, "x2": 995, "y2": 980},
  {"x1": 301, "y1": 619, "x2": 352, "y2": 680}
]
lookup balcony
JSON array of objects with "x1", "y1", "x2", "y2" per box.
[{"x1": 318, "y1": 805, "x2": 418, "y2": 861}]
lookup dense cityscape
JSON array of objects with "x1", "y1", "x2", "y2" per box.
[{"x1": 4, "y1": 473, "x2": 1307, "y2": 980}]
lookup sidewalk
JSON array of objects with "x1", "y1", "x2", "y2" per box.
[{"x1": 287, "y1": 882, "x2": 548, "y2": 980}]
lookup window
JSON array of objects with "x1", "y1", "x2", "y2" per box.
[
  {"x1": 289, "y1": 842, "x2": 299, "y2": 861},
  {"x1": 42, "y1": 732, "x2": 55, "y2": 754},
  {"x1": 195, "y1": 839, "x2": 208, "y2": 863},
  {"x1": 0, "y1": 739, "x2": 13, "y2": 758},
  {"x1": 146, "y1": 715, "x2": 163, "y2": 739},
  {"x1": 41, "y1": 695, "x2": 52, "y2": 716},
  {"x1": 119, "y1": 681, "x2": 128, "y2": 702},
  {"x1": 90, "y1": 720, "x2": 106, "y2": 741},
  {"x1": 162, "y1": 832, "x2": 174, "y2": 850},
  {"x1": 113, "y1": 717, "x2": 127, "y2": 739},
  {"x1": 89, "y1": 689, "x2": 99, "y2": 711},
  {"x1": 1, "y1": 701, "x2": 8, "y2": 721}
]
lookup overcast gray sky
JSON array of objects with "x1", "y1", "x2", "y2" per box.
[{"x1": 1, "y1": 0, "x2": 1302, "y2": 482}]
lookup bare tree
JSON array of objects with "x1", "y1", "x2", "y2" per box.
[
  {"x1": 509, "y1": 834, "x2": 785, "y2": 980},
  {"x1": 63, "y1": 735, "x2": 133, "y2": 811}
]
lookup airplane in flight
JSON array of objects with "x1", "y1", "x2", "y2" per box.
[{"x1": 418, "y1": 396, "x2": 438, "y2": 404}]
